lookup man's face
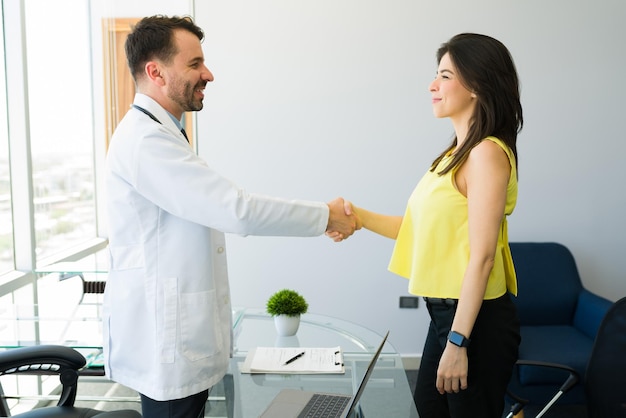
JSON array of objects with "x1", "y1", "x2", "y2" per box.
[{"x1": 161, "y1": 29, "x2": 214, "y2": 118}]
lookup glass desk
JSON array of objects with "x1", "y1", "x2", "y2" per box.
[
  {"x1": 2, "y1": 308, "x2": 418, "y2": 417},
  {"x1": 228, "y1": 309, "x2": 419, "y2": 418},
  {"x1": 4, "y1": 261, "x2": 112, "y2": 353},
  {"x1": 0, "y1": 263, "x2": 109, "y2": 350},
  {"x1": 2, "y1": 265, "x2": 418, "y2": 418}
]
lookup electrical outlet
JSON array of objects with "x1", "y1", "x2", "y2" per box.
[{"x1": 399, "y1": 296, "x2": 419, "y2": 309}]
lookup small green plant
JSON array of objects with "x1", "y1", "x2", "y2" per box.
[{"x1": 266, "y1": 289, "x2": 308, "y2": 317}]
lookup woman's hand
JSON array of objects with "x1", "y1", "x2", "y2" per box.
[
  {"x1": 436, "y1": 343, "x2": 469, "y2": 394},
  {"x1": 326, "y1": 199, "x2": 362, "y2": 242}
]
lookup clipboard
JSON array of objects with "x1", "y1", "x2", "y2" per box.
[{"x1": 241, "y1": 346, "x2": 345, "y2": 374}]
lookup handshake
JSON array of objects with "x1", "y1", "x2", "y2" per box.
[{"x1": 325, "y1": 197, "x2": 361, "y2": 242}]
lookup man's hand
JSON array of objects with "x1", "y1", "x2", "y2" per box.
[{"x1": 326, "y1": 197, "x2": 361, "y2": 242}]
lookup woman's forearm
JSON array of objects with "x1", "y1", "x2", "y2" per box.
[{"x1": 353, "y1": 206, "x2": 403, "y2": 239}]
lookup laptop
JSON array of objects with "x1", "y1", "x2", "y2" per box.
[{"x1": 259, "y1": 330, "x2": 390, "y2": 418}]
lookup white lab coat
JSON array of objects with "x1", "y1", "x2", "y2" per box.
[{"x1": 103, "y1": 93, "x2": 328, "y2": 401}]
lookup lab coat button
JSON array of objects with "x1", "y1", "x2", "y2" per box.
[{"x1": 217, "y1": 246, "x2": 224, "y2": 254}]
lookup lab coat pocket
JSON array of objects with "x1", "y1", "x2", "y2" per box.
[{"x1": 180, "y1": 290, "x2": 224, "y2": 361}]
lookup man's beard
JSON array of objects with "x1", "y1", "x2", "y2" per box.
[{"x1": 169, "y1": 79, "x2": 204, "y2": 112}]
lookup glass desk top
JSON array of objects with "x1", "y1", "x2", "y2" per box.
[
  {"x1": 1, "y1": 306, "x2": 418, "y2": 417},
  {"x1": 232, "y1": 308, "x2": 394, "y2": 355},
  {"x1": 229, "y1": 309, "x2": 419, "y2": 418},
  {"x1": 4, "y1": 257, "x2": 418, "y2": 416},
  {"x1": 34, "y1": 248, "x2": 110, "y2": 275},
  {"x1": 2, "y1": 306, "x2": 389, "y2": 352},
  {"x1": 0, "y1": 303, "x2": 103, "y2": 349},
  {"x1": 35, "y1": 263, "x2": 109, "y2": 275},
  {"x1": 0, "y1": 305, "x2": 246, "y2": 351}
]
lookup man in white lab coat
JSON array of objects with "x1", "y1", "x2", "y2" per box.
[{"x1": 104, "y1": 15, "x2": 358, "y2": 418}]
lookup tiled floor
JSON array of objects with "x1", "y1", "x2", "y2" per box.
[
  {"x1": 203, "y1": 370, "x2": 418, "y2": 417},
  {"x1": 20, "y1": 370, "x2": 588, "y2": 417},
  {"x1": 504, "y1": 404, "x2": 587, "y2": 418},
  {"x1": 21, "y1": 371, "x2": 417, "y2": 417}
]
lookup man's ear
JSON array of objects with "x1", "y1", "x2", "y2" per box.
[{"x1": 145, "y1": 61, "x2": 165, "y2": 86}]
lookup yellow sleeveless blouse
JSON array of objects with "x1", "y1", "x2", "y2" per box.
[{"x1": 388, "y1": 136, "x2": 518, "y2": 299}]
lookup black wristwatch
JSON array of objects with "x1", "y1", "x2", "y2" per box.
[{"x1": 448, "y1": 330, "x2": 471, "y2": 348}]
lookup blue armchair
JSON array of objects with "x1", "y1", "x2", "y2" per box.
[{"x1": 507, "y1": 242, "x2": 613, "y2": 406}]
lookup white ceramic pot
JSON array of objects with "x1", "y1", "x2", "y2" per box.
[{"x1": 273, "y1": 314, "x2": 301, "y2": 337}]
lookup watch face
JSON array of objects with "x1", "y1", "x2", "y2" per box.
[{"x1": 448, "y1": 331, "x2": 469, "y2": 347}]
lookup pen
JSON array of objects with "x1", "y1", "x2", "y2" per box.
[{"x1": 284, "y1": 351, "x2": 305, "y2": 365}]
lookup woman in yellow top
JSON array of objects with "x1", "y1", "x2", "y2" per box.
[{"x1": 336, "y1": 33, "x2": 523, "y2": 417}]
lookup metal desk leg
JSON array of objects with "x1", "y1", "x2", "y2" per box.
[
  {"x1": 223, "y1": 373, "x2": 234, "y2": 418},
  {"x1": 0, "y1": 382, "x2": 11, "y2": 416}
]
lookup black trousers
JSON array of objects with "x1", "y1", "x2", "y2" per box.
[
  {"x1": 414, "y1": 293, "x2": 520, "y2": 418},
  {"x1": 140, "y1": 389, "x2": 209, "y2": 418}
]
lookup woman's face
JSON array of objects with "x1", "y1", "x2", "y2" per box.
[{"x1": 429, "y1": 52, "x2": 476, "y2": 122}]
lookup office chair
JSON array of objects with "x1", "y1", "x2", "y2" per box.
[
  {"x1": 506, "y1": 296, "x2": 626, "y2": 417},
  {"x1": 584, "y1": 295, "x2": 626, "y2": 417},
  {"x1": 507, "y1": 242, "x2": 613, "y2": 405},
  {"x1": 0, "y1": 345, "x2": 141, "y2": 417}
]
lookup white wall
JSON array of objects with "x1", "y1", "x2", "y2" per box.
[{"x1": 195, "y1": 0, "x2": 626, "y2": 357}]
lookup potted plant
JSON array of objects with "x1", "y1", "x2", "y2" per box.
[{"x1": 266, "y1": 289, "x2": 308, "y2": 336}]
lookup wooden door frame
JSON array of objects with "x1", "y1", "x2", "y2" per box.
[{"x1": 102, "y1": 17, "x2": 194, "y2": 150}]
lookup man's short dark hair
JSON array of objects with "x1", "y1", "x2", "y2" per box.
[{"x1": 125, "y1": 15, "x2": 204, "y2": 82}]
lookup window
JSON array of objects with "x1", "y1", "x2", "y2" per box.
[
  {"x1": 24, "y1": 0, "x2": 97, "y2": 261},
  {"x1": 0, "y1": 5, "x2": 14, "y2": 274},
  {"x1": 1, "y1": 2, "x2": 198, "y2": 412}
]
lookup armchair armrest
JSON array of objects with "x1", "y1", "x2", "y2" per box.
[
  {"x1": 0, "y1": 345, "x2": 87, "y2": 408},
  {"x1": 573, "y1": 290, "x2": 613, "y2": 339},
  {"x1": 514, "y1": 360, "x2": 580, "y2": 394},
  {"x1": 507, "y1": 360, "x2": 580, "y2": 418}
]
